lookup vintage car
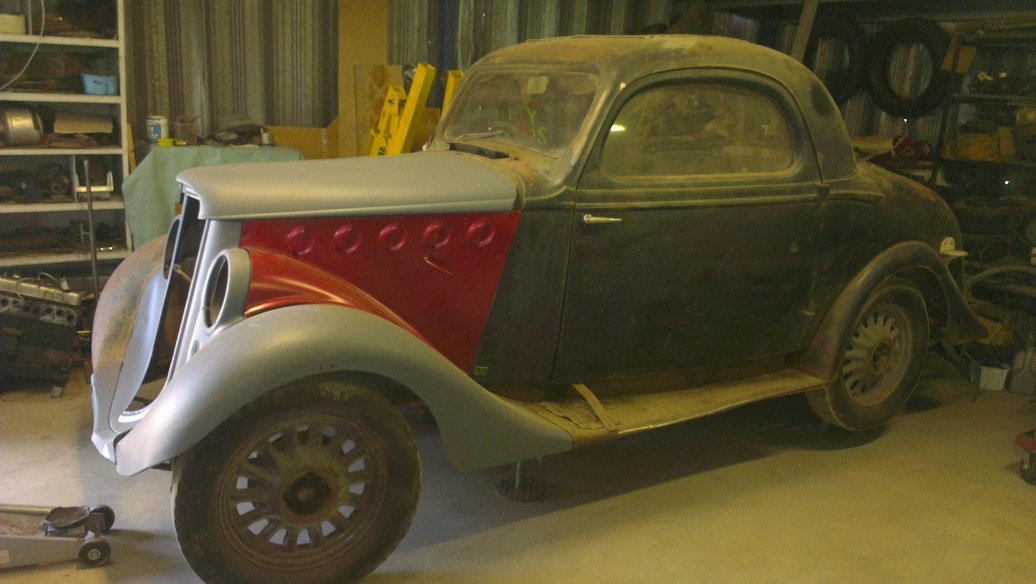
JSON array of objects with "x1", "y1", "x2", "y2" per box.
[{"x1": 90, "y1": 35, "x2": 982, "y2": 583}]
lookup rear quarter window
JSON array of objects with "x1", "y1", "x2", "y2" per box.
[{"x1": 601, "y1": 82, "x2": 795, "y2": 178}]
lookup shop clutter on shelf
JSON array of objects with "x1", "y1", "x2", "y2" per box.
[
  {"x1": 0, "y1": 163, "x2": 70, "y2": 204},
  {"x1": 0, "y1": 51, "x2": 115, "y2": 96},
  {"x1": 0, "y1": 106, "x2": 117, "y2": 149},
  {"x1": 944, "y1": 94, "x2": 1036, "y2": 165},
  {"x1": 0, "y1": 160, "x2": 112, "y2": 206},
  {"x1": 36, "y1": 0, "x2": 117, "y2": 39},
  {"x1": 0, "y1": 220, "x2": 122, "y2": 257},
  {"x1": 929, "y1": 18, "x2": 1036, "y2": 394}
]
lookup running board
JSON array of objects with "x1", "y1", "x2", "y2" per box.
[{"x1": 524, "y1": 369, "x2": 826, "y2": 446}]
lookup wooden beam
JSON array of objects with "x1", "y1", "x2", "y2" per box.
[{"x1": 789, "y1": 0, "x2": 820, "y2": 63}]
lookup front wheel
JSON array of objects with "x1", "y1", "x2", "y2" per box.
[
  {"x1": 172, "y1": 376, "x2": 421, "y2": 584},
  {"x1": 808, "y1": 278, "x2": 929, "y2": 431}
]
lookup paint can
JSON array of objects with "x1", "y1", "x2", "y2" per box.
[{"x1": 146, "y1": 115, "x2": 168, "y2": 143}]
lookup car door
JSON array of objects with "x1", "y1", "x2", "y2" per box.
[{"x1": 554, "y1": 71, "x2": 825, "y2": 383}]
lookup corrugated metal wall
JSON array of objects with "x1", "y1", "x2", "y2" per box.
[
  {"x1": 389, "y1": 0, "x2": 675, "y2": 70},
  {"x1": 125, "y1": 0, "x2": 337, "y2": 138},
  {"x1": 125, "y1": 1, "x2": 1030, "y2": 147},
  {"x1": 386, "y1": 1, "x2": 1032, "y2": 145}
]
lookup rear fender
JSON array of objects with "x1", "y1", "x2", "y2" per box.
[
  {"x1": 112, "y1": 304, "x2": 571, "y2": 475},
  {"x1": 796, "y1": 241, "x2": 983, "y2": 381}
]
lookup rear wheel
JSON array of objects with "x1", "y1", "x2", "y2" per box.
[
  {"x1": 808, "y1": 278, "x2": 929, "y2": 430},
  {"x1": 172, "y1": 377, "x2": 420, "y2": 584}
]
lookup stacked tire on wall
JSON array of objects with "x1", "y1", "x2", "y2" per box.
[{"x1": 803, "y1": 16, "x2": 951, "y2": 119}]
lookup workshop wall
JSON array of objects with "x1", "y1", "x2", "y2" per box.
[
  {"x1": 389, "y1": 0, "x2": 676, "y2": 71},
  {"x1": 124, "y1": 0, "x2": 338, "y2": 140},
  {"x1": 389, "y1": 2, "x2": 923, "y2": 134},
  {"x1": 386, "y1": 1, "x2": 1032, "y2": 149}
]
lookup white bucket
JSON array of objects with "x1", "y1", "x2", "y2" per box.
[{"x1": 146, "y1": 115, "x2": 168, "y2": 143}]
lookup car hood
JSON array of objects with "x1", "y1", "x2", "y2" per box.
[{"x1": 176, "y1": 151, "x2": 520, "y2": 220}]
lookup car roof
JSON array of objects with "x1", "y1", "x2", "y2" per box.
[{"x1": 474, "y1": 35, "x2": 857, "y2": 182}]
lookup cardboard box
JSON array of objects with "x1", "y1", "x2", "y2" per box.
[{"x1": 966, "y1": 354, "x2": 1011, "y2": 391}]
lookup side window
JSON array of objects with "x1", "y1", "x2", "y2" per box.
[{"x1": 601, "y1": 82, "x2": 796, "y2": 178}]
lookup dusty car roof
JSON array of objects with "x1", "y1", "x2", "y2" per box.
[
  {"x1": 479, "y1": 35, "x2": 797, "y2": 75},
  {"x1": 474, "y1": 35, "x2": 857, "y2": 182}
]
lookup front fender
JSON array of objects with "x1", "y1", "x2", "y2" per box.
[
  {"x1": 796, "y1": 241, "x2": 984, "y2": 381},
  {"x1": 112, "y1": 304, "x2": 571, "y2": 475}
]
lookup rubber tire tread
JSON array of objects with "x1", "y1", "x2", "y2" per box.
[
  {"x1": 807, "y1": 277, "x2": 929, "y2": 431},
  {"x1": 865, "y1": 18, "x2": 951, "y2": 117},
  {"x1": 171, "y1": 376, "x2": 421, "y2": 584},
  {"x1": 803, "y1": 16, "x2": 867, "y2": 104}
]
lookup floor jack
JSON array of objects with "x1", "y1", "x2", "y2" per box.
[{"x1": 0, "y1": 504, "x2": 114, "y2": 570}]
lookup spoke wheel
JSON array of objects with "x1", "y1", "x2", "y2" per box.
[
  {"x1": 808, "y1": 278, "x2": 928, "y2": 431},
  {"x1": 173, "y1": 377, "x2": 420, "y2": 584},
  {"x1": 841, "y1": 308, "x2": 910, "y2": 407},
  {"x1": 218, "y1": 415, "x2": 386, "y2": 569}
]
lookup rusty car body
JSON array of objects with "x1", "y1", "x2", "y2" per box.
[{"x1": 89, "y1": 35, "x2": 982, "y2": 583}]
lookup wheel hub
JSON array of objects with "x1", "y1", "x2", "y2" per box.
[
  {"x1": 870, "y1": 342, "x2": 893, "y2": 374},
  {"x1": 215, "y1": 416, "x2": 390, "y2": 569},
  {"x1": 281, "y1": 471, "x2": 334, "y2": 518},
  {"x1": 842, "y1": 310, "x2": 906, "y2": 407}
]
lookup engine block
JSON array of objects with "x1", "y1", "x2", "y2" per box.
[{"x1": 0, "y1": 276, "x2": 85, "y2": 388}]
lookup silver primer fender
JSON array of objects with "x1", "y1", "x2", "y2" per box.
[{"x1": 112, "y1": 304, "x2": 571, "y2": 475}]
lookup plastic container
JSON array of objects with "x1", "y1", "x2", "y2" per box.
[
  {"x1": 81, "y1": 73, "x2": 118, "y2": 96},
  {"x1": 966, "y1": 353, "x2": 1010, "y2": 391},
  {"x1": 146, "y1": 115, "x2": 168, "y2": 143}
]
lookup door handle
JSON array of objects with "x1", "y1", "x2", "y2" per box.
[{"x1": 581, "y1": 213, "x2": 622, "y2": 225}]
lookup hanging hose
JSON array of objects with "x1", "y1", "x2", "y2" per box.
[{"x1": 0, "y1": 1, "x2": 46, "y2": 92}]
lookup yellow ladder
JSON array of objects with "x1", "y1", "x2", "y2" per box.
[{"x1": 368, "y1": 63, "x2": 436, "y2": 156}]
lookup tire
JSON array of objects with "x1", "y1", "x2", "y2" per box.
[
  {"x1": 78, "y1": 538, "x2": 111, "y2": 568},
  {"x1": 865, "y1": 18, "x2": 951, "y2": 118},
  {"x1": 803, "y1": 17, "x2": 867, "y2": 104},
  {"x1": 90, "y1": 505, "x2": 115, "y2": 533},
  {"x1": 807, "y1": 278, "x2": 929, "y2": 431},
  {"x1": 953, "y1": 196, "x2": 1029, "y2": 236},
  {"x1": 172, "y1": 376, "x2": 421, "y2": 584}
]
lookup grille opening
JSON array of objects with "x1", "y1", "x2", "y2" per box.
[{"x1": 141, "y1": 196, "x2": 204, "y2": 386}]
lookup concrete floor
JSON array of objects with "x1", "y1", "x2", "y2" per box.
[{"x1": 1, "y1": 358, "x2": 1034, "y2": 583}]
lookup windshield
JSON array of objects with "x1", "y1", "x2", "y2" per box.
[{"x1": 440, "y1": 69, "x2": 600, "y2": 157}]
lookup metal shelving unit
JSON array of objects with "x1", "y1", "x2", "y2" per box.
[
  {"x1": 934, "y1": 32, "x2": 1036, "y2": 177},
  {"x1": 0, "y1": 0, "x2": 129, "y2": 274},
  {"x1": 0, "y1": 249, "x2": 128, "y2": 268}
]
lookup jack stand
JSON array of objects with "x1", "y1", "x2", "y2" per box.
[{"x1": 494, "y1": 460, "x2": 546, "y2": 502}]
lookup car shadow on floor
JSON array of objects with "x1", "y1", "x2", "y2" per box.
[{"x1": 393, "y1": 351, "x2": 978, "y2": 553}]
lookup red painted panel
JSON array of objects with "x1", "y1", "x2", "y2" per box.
[
  {"x1": 243, "y1": 249, "x2": 426, "y2": 342},
  {"x1": 239, "y1": 212, "x2": 521, "y2": 370}
]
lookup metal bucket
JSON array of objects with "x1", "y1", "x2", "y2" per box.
[{"x1": 0, "y1": 107, "x2": 43, "y2": 146}]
